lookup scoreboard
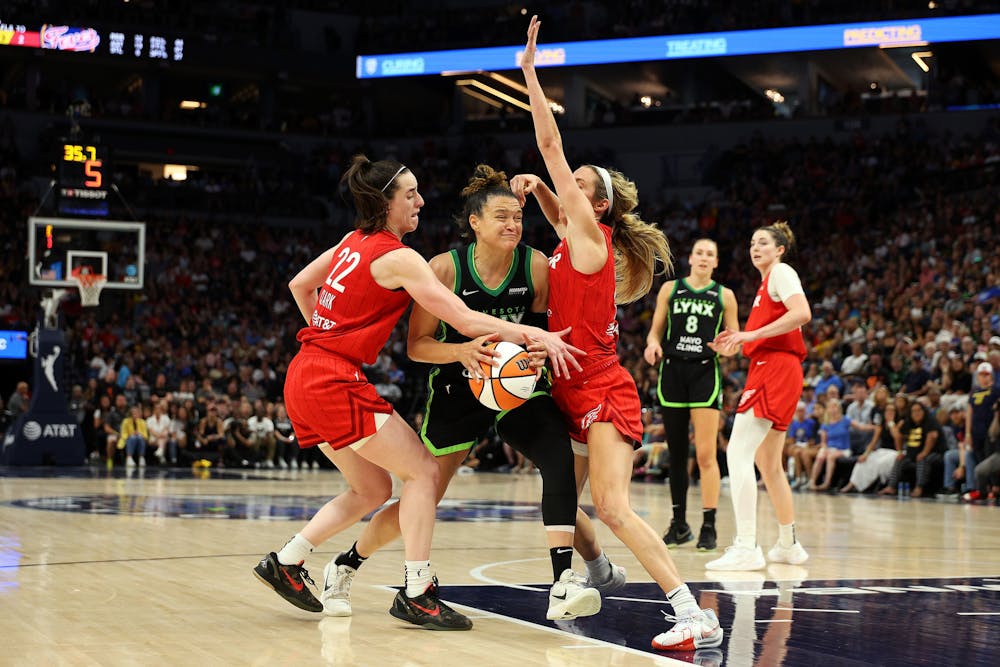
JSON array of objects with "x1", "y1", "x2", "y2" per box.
[{"x1": 57, "y1": 142, "x2": 109, "y2": 217}]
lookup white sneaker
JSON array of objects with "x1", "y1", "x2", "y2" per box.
[
  {"x1": 290, "y1": 460, "x2": 299, "y2": 470},
  {"x1": 125, "y1": 457, "x2": 136, "y2": 469},
  {"x1": 311, "y1": 461, "x2": 320, "y2": 470},
  {"x1": 705, "y1": 544, "x2": 765, "y2": 571},
  {"x1": 546, "y1": 569, "x2": 602, "y2": 620},
  {"x1": 587, "y1": 562, "x2": 627, "y2": 596},
  {"x1": 651, "y1": 608, "x2": 724, "y2": 651},
  {"x1": 265, "y1": 460, "x2": 275, "y2": 469},
  {"x1": 278, "y1": 459, "x2": 288, "y2": 469},
  {"x1": 321, "y1": 561, "x2": 356, "y2": 617},
  {"x1": 138, "y1": 457, "x2": 146, "y2": 467},
  {"x1": 767, "y1": 541, "x2": 809, "y2": 565}
]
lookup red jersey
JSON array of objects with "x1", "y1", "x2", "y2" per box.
[
  {"x1": 296, "y1": 230, "x2": 411, "y2": 365},
  {"x1": 742, "y1": 266, "x2": 806, "y2": 361},
  {"x1": 548, "y1": 224, "x2": 619, "y2": 379}
]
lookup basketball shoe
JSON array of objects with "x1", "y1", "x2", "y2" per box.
[
  {"x1": 767, "y1": 541, "x2": 809, "y2": 565},
  {"x1": 651, "y1": 608, "x2": 724, "y2": 651},
  {"x1": 696, "y1": 524, "x2": 717, "y2": 551},
  {"x1": 252, "y1": 552, "x2": 323, "y2": 612},
  {"x1": 321, "y1": 561, "x2": 356, "y2": 617},
  {"x1": 547, "y1": 569, "x2": 602, "y2": 620},
  {"x1": 663, "y1": 520, "x2": 694, "y2": 548},
  {"x1": 705, "y1": 544, "x2": 765, "y2": 571},
  {"x1": 389, "y1": 580, "x2": 473, "y2": 631},
  {"x1": 587, "y1": 562, "x2": 627, "y2": 596}
]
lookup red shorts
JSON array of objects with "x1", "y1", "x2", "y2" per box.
[
  {"x1": 552, "y1": 360, "x2": 643, "y2": 445},
  {"x1": 736, "y1": 351, "x2": 803, "y2": 431},
  {"x1": 284, "y1": 351, "x2": 393, "y2": 450}
]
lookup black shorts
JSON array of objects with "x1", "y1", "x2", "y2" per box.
[
  {"x1": 656, "y1": 356, "x2": 722, "y2": 410},
  {"x1": 419, "y1": 368, "x2": 554, "y2": 456}
]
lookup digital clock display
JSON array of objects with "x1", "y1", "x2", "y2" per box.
[
  {"x1": 60, "y1": 143, "x2": 105, "y2": 188},
  {"x1": 58, "y1": 143, "x2": 109, "y2": 216}
]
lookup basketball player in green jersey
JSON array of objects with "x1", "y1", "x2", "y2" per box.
[
  {"x1": 322, "y1": 164, "x2": 625, "y2": 622},
  {"x1": 644, "y1": 238, "x2": 739, "y2": 551}
]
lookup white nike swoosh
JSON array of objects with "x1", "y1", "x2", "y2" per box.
[
  {"x1": 462, "y1": 289, "x2": 479, "y2": 296},
  {"x1": 756, "y1": 361, "x2": 767, "y2": 366},
  {"x1": 555, "y1": 548, "x2": 573, "y2": 554}
]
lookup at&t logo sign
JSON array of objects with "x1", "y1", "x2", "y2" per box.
[
  {"x1": 22, "y1": 421, "x2": 78, "y2": 440},
  {"x1": 22, "y1": 421, "x2": 42, "y2": 441}
]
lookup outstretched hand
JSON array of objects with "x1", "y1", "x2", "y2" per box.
[
  {"x1": 528, "y1": 326, "x2": 584, "y2": 379},
  {"x1": 522, "y1": 335, "x2": 548, "y2": 380},
  {"x1": 520, "y1": 15, "x2": 540, "y2": 72},
  {"x1": 708, "y1": 328, "x2": 747, "y2": 357}
]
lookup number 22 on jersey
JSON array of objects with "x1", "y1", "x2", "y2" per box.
[{"x1": 315, "y1": 246, "x2": 360, "y2": 320}]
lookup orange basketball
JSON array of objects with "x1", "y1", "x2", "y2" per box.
[{"x1": 468, "y1": 341, "x2": 537, "y2": 411}]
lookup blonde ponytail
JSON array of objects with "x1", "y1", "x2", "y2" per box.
[{"x1": 592, "y1": 167, "x2": 673, "y2": 303}]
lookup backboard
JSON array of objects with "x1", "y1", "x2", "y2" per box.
[{"x1": 28, "y1": 217, "x2": 146, "y2": 290}]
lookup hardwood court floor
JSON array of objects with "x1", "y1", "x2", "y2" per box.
[{"x1": 1, "y1": 466, "x2": 998, "y2": 666}]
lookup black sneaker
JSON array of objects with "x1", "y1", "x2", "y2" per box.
[
  {"x1": 662, "y1": 521, "x2": 694, "y2": 548},
  {"x1": 696, "y1": 524, "x2": 717, "y2": 551},
  {"x1": 389, "y1": 581, "x2": 473, "y2": 631},
  {"x1": 253, "y1": 552, "x2": 323, "y2": 612}
]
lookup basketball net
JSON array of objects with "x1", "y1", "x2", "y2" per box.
[{"x1": 71, "y1": 268, "x2": 106, "y2": 307}]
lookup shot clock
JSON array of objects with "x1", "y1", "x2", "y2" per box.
[{"x1": 57, "y1": 142, "x2": 109, "y2": 217}]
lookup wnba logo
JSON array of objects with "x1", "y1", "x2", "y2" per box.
[{"x1": 516, "y1": 359, "x2": 530, "y2": 372}]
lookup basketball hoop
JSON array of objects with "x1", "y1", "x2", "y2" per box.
[{"x1": 71, "y1": 270, "x2": 107, "y2": 307}]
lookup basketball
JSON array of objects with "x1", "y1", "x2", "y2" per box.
[{"x1": 468, "y1": 341, "x2": 537, "y2": 411}]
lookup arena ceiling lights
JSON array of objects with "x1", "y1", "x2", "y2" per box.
[
  {"x1": 354, "y1": 13, "x2": 1000, "y2": 79},
  {"x1": 453, "y1": 71, "x2": 564, "y2": 114}
]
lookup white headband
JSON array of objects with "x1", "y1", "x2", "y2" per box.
[
  {"x1": 592, "y1": 165, "x2": 613, "y2": 216},
  {"x1": 380, "y1": 165, "x2": 407, "y2": 193}
]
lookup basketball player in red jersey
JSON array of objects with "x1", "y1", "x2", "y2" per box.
[
  {"x1": 513, "y1": 16, "x2": 723, "y2": 652},
  {"x1": 706, "y1": 221, "x2": 811, "y2": 571},
  {"x1": 252, "y1": 154, "x2": 583, "y2": 630},
  {"x1": 321, "y1": 164, "x2": 625, "y2": 623}
]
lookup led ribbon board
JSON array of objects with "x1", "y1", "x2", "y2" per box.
[{"x1": 356, "y1": 14, "x2": 1000, "y2": 78}]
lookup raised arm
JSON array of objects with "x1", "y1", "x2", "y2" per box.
[
  {"x1": 509, "y1": 173, "x2": 564, "y2": 236},
  {"x1": 520, "y1": 16, "x2": 606, "y2": 274}
]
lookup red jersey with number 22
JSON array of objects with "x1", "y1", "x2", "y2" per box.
[{"x1": 296, "y1": 230, "x2": 411, "y2": 365}]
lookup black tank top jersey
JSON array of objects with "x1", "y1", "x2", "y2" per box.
[
  {"x1": 663, "y1": 278, "x2": 725, "y2": 360},
  {"x1": 435, "y1": 243, "x2": 536, "y2": 384}
]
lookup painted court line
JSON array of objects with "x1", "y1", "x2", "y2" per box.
[
  {"x1": 957, "y1": 612, "x2": 1000, "y2": 616},
  {"x1": 774, "y1": 608, "x2": 859, "y2": 613},
  {"x1": 469, "y1": 557, "x2": 549, "y2": 593},
  {"x1": 375, "y1": 584, "x2": 694, "y2": 666}
]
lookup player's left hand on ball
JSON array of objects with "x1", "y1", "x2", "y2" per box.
[{"x1": 460, "y1": 334, "x2": 500, "y2": 379}]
